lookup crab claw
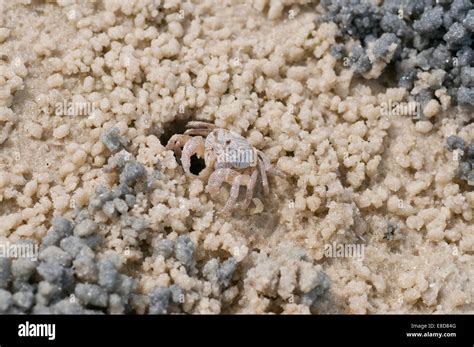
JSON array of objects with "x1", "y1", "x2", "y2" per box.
[
  {"x1": 166, "y1": 134, "x2": 184, "y2": 150},
  {"x1": 181, "y1": 136, "x2": 205, "y2": 176}
]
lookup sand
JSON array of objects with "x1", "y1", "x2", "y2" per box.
[{"x1": 0, "y1": 0, "x2": 472, "y2": 314}]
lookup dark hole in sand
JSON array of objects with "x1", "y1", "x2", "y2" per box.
[
  {"x1": 159, "y1": 117, "x2": 189, "y2": 146},
  {"x1": 190, "y1": 154, "x2": 206, "y2": 175}
]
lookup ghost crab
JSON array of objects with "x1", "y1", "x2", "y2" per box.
[{"x1": 166, "y1": 121, "x2": 282, "y2": 214}]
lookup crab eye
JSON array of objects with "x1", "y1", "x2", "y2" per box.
[{"x1": 226, "y1": 139, "x2": 231, "y2": 145}]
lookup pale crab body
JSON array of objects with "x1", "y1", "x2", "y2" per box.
[
  {"x1": 166, "y1": 121, "x2": 281, "y2": 213},
  {"x1": 204, "y1": 128, "x2": 258, "y2": 171}
]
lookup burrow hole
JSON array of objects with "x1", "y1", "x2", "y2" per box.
[{"x1": 159, "y1": 117, "x2": 206, "y2": 176}]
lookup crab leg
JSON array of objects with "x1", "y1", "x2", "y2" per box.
[
  {"x1": 243, "y1": 169, "x2": 259, "y2": 207},
  {"x1": 184, "y1": 121, "x2": 216, "y2": 136},
  {"x1": 222, "y1": 175, "x2": 246, "y2": 214},
  {"x1": 186, "y1": 121, "x2": 216, "y2": 129},
  {"x1": 206, "y1": 168, "x2": 252, "y2": 213},
  {"x1": 258, "y1": 150, "x2": 284, "y2": 177},
  {"x1": 184, "y1": 128, "x2": 213, "y2": 136},
  {"x1": 258, "y1": 156, "x2": 269, "y2": 195},
  {"x1": 181, "y1": 136, "x2": 205, "y2": 176},
  {"x1": 206, "y1": 168, "x2": 240, "y2": 196}
]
